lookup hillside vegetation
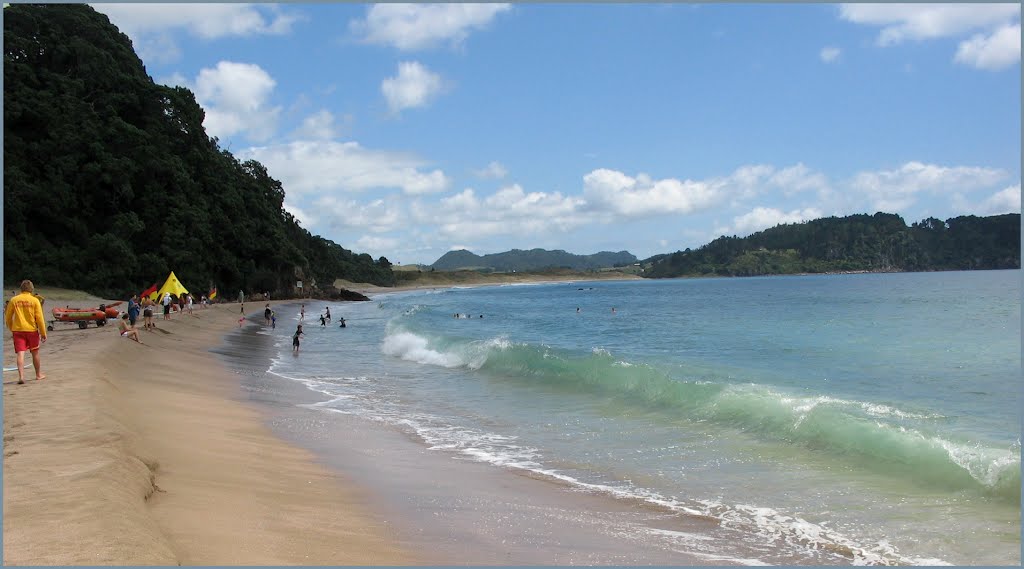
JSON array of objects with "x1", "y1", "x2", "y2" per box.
[
  {"x1": 431, "y1": 248, "x2": 637, "y2": 272},
  {"x1": 644, "y1": 212, "x2": 1020, "y2": 278},
  {"x1": 3, "y1": 4, "x2": 394, "y2": 299}
]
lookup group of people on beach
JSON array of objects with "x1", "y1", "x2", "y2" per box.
[{"x1": 119, "y1": 291, "x2": 208, "y2": 342}]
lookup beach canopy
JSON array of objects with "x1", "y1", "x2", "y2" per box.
[{"x1": 149, "y1": 271, "x2": 189, "y2": 301}]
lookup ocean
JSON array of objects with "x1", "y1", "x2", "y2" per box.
[{"x1": 220, "y1": 270, "x2": 1021, "y2": 565}]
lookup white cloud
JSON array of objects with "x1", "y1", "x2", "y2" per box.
[
  {"x1": 851, "y1": 161, "x2": 1008, "y2": 212},
  {"x1": 350, "y1": 3, "x2": 511, "y2": 51},
  {"x1": 381, "y1": 61, "x2": 446, "y2": 114},
  {"x1": 581, "y1": 163, "x2": 825, "y2": 218},
  {"x1": 356, "y1": 235, "x2": 401, "y2": 254},
  {"x1": 954, "y1": 23, "x2": 1021, "y2": 70},
  {"x1": 839, "y1": 3, "x2": 1020, "y2": 70},
  {"x1": 293, "y1": 109, "x2": 340, "y2": 140},
  {"x1": 582, "y1": 169, "x2": 723, "y2": 217},
  {"x1": 282, "y1": 201, "x2": 316, "y2": 228},
  {"x1": 820, "y1": 46, "x2": 841, "y2": 63},
  {"x1": 953, "y1": 184, "x2": 1022, "y2": 215},
  {"x1": 313, "y1": 196, "x2": 407, "y2": 233},
  {"x1": 768, "y1": 163, "x2": 830, "y2": 196},
  {"x1": 93, "y1": 3, "x2": 300, "y2": 38},
  {"x1": 238, "y1": 140, "x2": 451, "y2": 196},
  {"x1": 193, "y1": 61, "x2": 281, "y2": 142},
  {"x1": 92, "y1": 4, "x2": 300, "y2": 63},
  {"x1": 729, "y1": 207, "x2": 826, "y2": 236},
  {"x1": 474, "y1": 161, "x2": 508, "y2": 179},
  {"x1": 435, "y1": 185, "x2": 588, "y2": 240}
]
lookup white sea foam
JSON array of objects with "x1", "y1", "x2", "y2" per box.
[{"x1": 381, "y1": 331, "x2": 464, "y2": 368}]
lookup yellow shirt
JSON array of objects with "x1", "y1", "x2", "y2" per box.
[{"x1": 5, "y1": 292, "x2": 46, "y2": 337}]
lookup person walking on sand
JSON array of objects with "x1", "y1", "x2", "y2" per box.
[
  {"x1": 4, "y1": 280, "x2": 47, "y2": 384},
  {"x1": 162, "y1": 292, "x2": 172, "y2": 320},
  {"x1": 117, "y1": 313, "x2": 144, "y2": 344},
  {"x1": 292, "y1": 324, "x2": 304, "y2": 352}
]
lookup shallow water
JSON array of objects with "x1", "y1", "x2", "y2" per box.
[{"x1": 226, "y1": 270, "x2": 1020, "y2": 565}]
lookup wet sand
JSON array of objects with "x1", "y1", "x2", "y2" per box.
[{"x1": 2, "y1": 300, "x2": 415, "y2": 565}]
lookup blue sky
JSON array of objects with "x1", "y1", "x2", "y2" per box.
[{"x1": 91, "y1": 3, "x2": 1021, "y2": 265}]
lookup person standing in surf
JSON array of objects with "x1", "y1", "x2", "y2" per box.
[{"x1": 292, "y1": 324, "x2": 304, "y2": 353}]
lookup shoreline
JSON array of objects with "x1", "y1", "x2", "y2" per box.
[{"x1": 2, "y1": 299, "x2": 417, "y2": 565}]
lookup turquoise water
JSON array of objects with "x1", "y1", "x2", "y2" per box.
[{"x1": 263, "y1": 270, "x2": 1020, "y2": 565}]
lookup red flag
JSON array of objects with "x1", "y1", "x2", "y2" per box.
[{"x1": 140, "y1": 283, "x2": 158, "y2": 299}]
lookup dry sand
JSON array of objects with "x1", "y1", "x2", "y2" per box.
[{"x1": 2, "y1": 298, "x2": 417, "y2": 565}]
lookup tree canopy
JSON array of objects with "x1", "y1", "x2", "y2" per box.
[
  {"x1": 643, "y1": 212, "x2": 1021, "y2": 278},
  {"x1": 4, "y1": 4, "x2": 394, "y2": 298}
]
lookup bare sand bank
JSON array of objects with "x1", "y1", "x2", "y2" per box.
[{"x1": 2, "y1": 299, "x2": 416, "y2": 565}]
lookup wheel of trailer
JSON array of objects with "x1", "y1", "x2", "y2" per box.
[
  {"x1": 78, "y1": 321, "x2": 88, "y2": 329},
  {"x1": 96, "y1": 318, "x2": 106, "y2": 327},
  {"x1": 47, "y1": 325, "x2": 53, "y2": 332}
]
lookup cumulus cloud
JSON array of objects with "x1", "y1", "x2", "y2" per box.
[
  {"x1": 93, "y1": 4, "x2": 301, "y2": 63},
  {"x1": 193, "y1": 61, "x2": 281, "y2": 142},
  {"x1": 474, "y1": 161, "x2": 508, "y2": 179},
  {"x1": 851, "y1": 161, "x2": 1008, "y2": 212},
  {"x1": 282, "y1": 201, "x2": 316, "y2": 228},
  {"x1": 768, "y1": 163, "x2": 831, "y2": 196},
  {"x1": 237, "y1": 140, "x2": 450, "y2": 196},
  {"x1": 839, "y1": 3, "x2": 1020, "y2": 70},
  {"x1": 292, "y1": 109, "x2": 343, "y2": 140},
  {"x1": 952, "y1": 184, "x2": 1022, "y2": 216},
  {"x1": 580, "y1": 163, "x2": 827, "y2": 218},
  {"x1": 312, "y1": 196, "x2": 407, "y2": 233},
  {"x1": 820, "y1": 46, "x2": 841, "y2": 63},
  {"x1": 381, "y1": 61, "x2": 446, "y2": 114},
  {"x1": 954, "y1": 23, "x2": 1021, "y2": 70},
  {"x1": 350, "y1": 3, "x2": 511, "y2": 50},
  {"x1": 728, "y1": 206, "x2": 826, "y2": 236},
  {"x1": 582, "y1": 169, "x2": 723, "y2": 217},
  {"x1": 435, "y1": 185, "x2": 587, "y2": 240},
  {"x1": 356, "y1": 235, "x2": 401, "y2": 254}
]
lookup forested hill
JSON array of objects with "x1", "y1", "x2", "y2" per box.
[
  {"x1": 431, "y1": 248, "x2": 637, "y2": 271},
  {"x1": 644, "y1": 212, "x2": 1021, "y2": 278},
  {"x1": 3, "y1": 4, "x2": 394, "y2": 298}
]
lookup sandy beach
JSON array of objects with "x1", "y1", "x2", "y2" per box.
[{"x1": 2, "y1": 296, "x2": 416, "y2": 565}]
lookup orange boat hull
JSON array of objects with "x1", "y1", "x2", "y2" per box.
[{"x1": 52, "y1": 308, "x2": 105, "y2": 322}]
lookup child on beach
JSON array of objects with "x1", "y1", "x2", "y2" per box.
[
  {"x1": 271, "y1": 310, "x2": 276, "y2": 329},
  {"x1": 292, "y1": 324, "x2": 304, "y2": 352},
  {"x1": 319, "y1": 314, "x2": 326, "y2": 327}
]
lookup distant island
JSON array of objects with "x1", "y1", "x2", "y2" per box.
[{"x1": 430, "y1": 249, "x2": 637, "y2": 272}]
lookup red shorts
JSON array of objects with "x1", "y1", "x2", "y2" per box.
[{"x1": 11, "y1": 331, "x2": 40, "y2": 353}]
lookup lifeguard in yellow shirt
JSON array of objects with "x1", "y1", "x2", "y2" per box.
[{"x1": 4, "y1": 280, "x2": 47, "y2": 384}]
